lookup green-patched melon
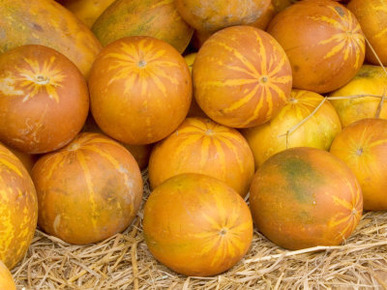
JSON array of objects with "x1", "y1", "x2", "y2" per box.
[
  {"x1": 0, "y1": 0, "x2": 102, "y2": 78},
  {"x1": 92, "y1": 0, "x2": 194, "y2": 53}
]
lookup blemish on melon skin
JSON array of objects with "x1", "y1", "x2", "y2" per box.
[
  {"x1": 118, "y1": 165, "x2": 129, "y2": 174},
  {"x1": 32, "y1": 23, "x2": 43, "y2": 32},
  {"x1": 0, "y1": 77, "x2": 24, "y2": 96},
  {"x1": 334, "y1": 6, "x2": 345, "y2": 17}
]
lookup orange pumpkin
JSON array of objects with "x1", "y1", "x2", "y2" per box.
[
  {"x1": 243, "y1": 89, "x2": 342, "y2": 168},
  {"x1": 0, "y1": 144, "x2": 38, "y2": 269},
  {"x1": 330, "y1": 118, "x2": 387, "y2": 211},
  {"x1": 92, "y1": 0, "x2": 194, "y2": 53},
  {"x1": 89, "y1": 36, "x2": 192, "y2": 145},
  {"x1": 143, "y1": 173, "x2": 253, "y2": 276},
  {"x1": 0, "y1": 260, "x2": 16, "y2": 290},
  {"x1": 0, "y1": 0, "x2": 102, "y2": 78},
  {"x1": 193, "y1": 25, "x2": 292, "y2": 128},
  {"x1": 347, "y1": 0, "x2": 387, "y2": 65},
  {"x1": 267, "y1": 0, "x2": 365, "y2": 93},
  {"x1": 250, "y1": 147, "x2": 362, "y2": 250},
  {"x1": 148, "y1": 117, "x2": 255, "y2": 197},
  {"x1": 328, "y1": 65, "x2": 387, "y2": 127},
  {"x1": 31, "y1": 132, "x2": 143, "y2": 244},
  {"x1": 0, "y1": 45, "x2": 89, "y2": 154},
  {"x1": 175, "y1": 0, "x2": 271, "y2": 33}
]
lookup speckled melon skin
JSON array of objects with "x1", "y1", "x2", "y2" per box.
[{"x1": 0, "y1": 144, "x2": 38, "y2": 269}]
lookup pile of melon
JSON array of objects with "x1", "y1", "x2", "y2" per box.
[{"x1": 0, "y1": 0, "x2": 386, "y2": 285}]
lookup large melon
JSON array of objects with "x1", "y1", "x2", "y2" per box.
[
  {"x1": 92, "y1": 0, "x2": 194, "y2": 53},
  {"x1": 31, "y1": 132, "x2": 143, "y2": 244},
  {"x1": 0, "y1": 0, "x2": 102, "y2": 78},
  {"x1": 193, "y1": 25, "x2": 292, "y2": 128},
  {"x1": 0, "y1": 44, "x2": 90, "y2": 154},
  {"x1": 88, "y1": 36, "x2": 192, "y2": 145},
  {"x1": 143, "y1": 173, "x2": 253, "y2": 276},
  {"x1": 249, "y1": 147, "x2": 363, "y2": 250},
  {"x1": 267, "y1": 0, "x2": 365, "y2": 93}
]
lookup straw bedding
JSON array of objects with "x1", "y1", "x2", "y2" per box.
[{"x1": 12, "y1": 171, "x2": 387, "y2": 289}]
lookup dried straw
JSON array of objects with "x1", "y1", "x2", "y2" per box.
[{"x1": 11, "y1": 171, "x2": 387, "y2": 289}]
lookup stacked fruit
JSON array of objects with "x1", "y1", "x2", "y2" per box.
[{"x1": 0, "y1": 0, "x2": 386, "y2": 282}]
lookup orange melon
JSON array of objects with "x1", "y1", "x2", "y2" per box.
[
  {"x1": 330, "y1": 118, "x2": 387, "y2": 211},
  {"x1": 143, "y1": 173, "x2": 253, "y2": 276},
  {"x1": 193, "y1": 25, "x2": 292, "y2": 128},
  {"x1": 0, "y1": 45, "x2": 89, "y2": 154},
  {"x1": 31, "y1": 132, "x2": 143, "y2": 244},
  {"x1": 148, "y1": 117, "x2": 255, "y2": 197},
  {"x1": 250, "y1": 147, "x2": 362, "y2": 250},
  {"x1": 88, "y1": 36, "x2": 192, "y2": 145},
  {"x1": 267, "y1": 0, "x2": 365, "y2": 93}
]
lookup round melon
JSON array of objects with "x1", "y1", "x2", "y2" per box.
[
  {"x1": 88, "y1": 36, "x2": 192, "y2": 145},
  {"x1": 143, "y1": 173, "x2": 253, "y2": 276},
  {"x1": 249, "y1": 147, "x2": 363, "y2": 250},
  {"x1": 267, "y1": 0, "x2": 365, "y2": 93},
  {"x1": 330, "y1": 118, "x2": 387, "y2": 211},
  {"x1": 0, "y1": 45, "x2": 89, "y2": 154},
  {"x1": 31, "y1": 132, "x2": 143, "y2": 244},
  {"x1": 193, "y1": 25, "x2": 292, "y2": 128}
]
